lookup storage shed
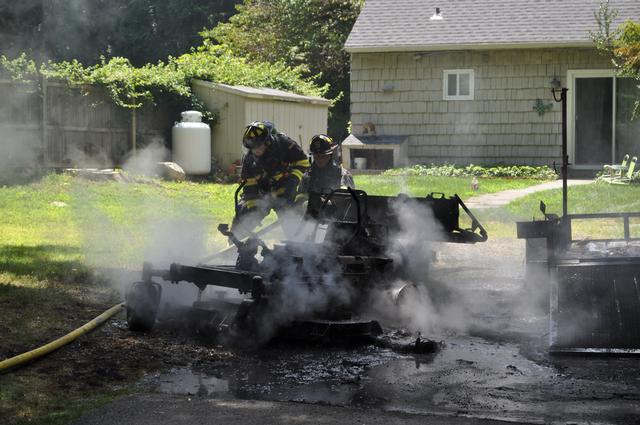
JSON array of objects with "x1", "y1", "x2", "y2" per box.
[{"x1": 192, "y1": 80, "x2": 331, "y2": 169}]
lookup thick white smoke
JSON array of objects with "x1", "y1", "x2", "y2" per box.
[
  {"x1": 222, "y1": 209, "x2": 356, "y2": 343},
  {"x1": 0, "y1": 88, "x2": 42, "y2": 183},
  {"x1": 144, "y1": 218, "x2": 213, "y2": 308},
  {"x1": 64, "y1": 144, "x2": 112, "y2": 169},
  {"x1": 0, "y1": 130, "x2": 40, "y2": 181},
  {"x1": 364, "y1": 197, "x2": 471, "y2": 335},
  {"x1": 67, "y1": 141, "x2": 218, "y2": 310},
  {"x1": 122, "y1": 138, "x2": 169, "y2": 176}
]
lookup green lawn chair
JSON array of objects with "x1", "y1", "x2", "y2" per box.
[
  {"x1": 609, "y1": 156, "x2": 637, "y2": 185},
  {"x1": 602, "y1": 154, "x2": 629, "y2": 180}
]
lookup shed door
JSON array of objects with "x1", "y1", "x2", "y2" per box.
[{"x1": 574, "y1": 77, "x2": 613, "y2": 165}]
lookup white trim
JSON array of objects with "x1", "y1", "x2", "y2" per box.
[
  {"x1": 566, "y1": 69, "x2": 616, "y2": 166},
  {"x1": 443, "y1": 69, "x2": 474, "y2": 100},
  {"x1": 345, "y1": 41, "x2": 594, "y2": 53}
]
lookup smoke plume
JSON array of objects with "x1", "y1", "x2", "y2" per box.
[
  {"x1": 362, "y1": 197, "x2": 472, "y2": 335},
  {"x1": 226, "y1": 211, "x2": 357, "y2": 343},
  {"x1": 122, "y1": 138, "x2": 169, "y2": 176},
  {"x1": 0, "y1": 83, "x2": 43, "y2": 184}
]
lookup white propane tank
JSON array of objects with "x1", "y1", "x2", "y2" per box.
[{"x1": 172, "y1": 111, "x2": 211, "y2": 175}]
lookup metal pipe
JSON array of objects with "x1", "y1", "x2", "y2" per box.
[
  {"x1": 552, "y1": 88, "x2": 569, "y2": 217},
  {"x1": 561, "y1": 88, "x2": 568, "y2": 218}
]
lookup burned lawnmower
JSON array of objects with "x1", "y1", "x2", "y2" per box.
[{"x1": 125, "y1": 188, "x2": 487, "y2": 344}]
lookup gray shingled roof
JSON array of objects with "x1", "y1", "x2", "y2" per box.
[{"x1": 345, "y1": 0, "x2": 640, "y2": 52}]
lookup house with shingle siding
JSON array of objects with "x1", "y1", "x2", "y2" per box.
[{"x1": 342, "y1": 0, "x2": 640, "y2": 170}]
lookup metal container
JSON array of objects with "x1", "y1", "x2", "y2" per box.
[{"x1": 172, "y1": 111, "x2": 211, "y2": 175}]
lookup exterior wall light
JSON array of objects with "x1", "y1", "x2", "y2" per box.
[{"x1": 550, "y1": 77, "x2": 561, "y2": 89}]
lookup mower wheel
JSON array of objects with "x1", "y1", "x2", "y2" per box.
[
  {"x1": 233, "y1": 299, "x2": 267, "y2": 337},
  {"x1": 125, "y1": 281, "x2": 162, "y2": 333}
]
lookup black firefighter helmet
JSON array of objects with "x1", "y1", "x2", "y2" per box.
[
  {"x1": 242, "y1": 121, "x2": 276, "y2": 150},
  {"x1": 309, "y1": 134, "x2": 338, "y2": 156}
]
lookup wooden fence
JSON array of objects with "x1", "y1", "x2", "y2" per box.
[{"x1": 0, "y1": 79, "x2": 180, "y2": 168}]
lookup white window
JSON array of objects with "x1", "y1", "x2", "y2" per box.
[{"x1": 443, "y1": 69, "x2": 474, "y2": 100}]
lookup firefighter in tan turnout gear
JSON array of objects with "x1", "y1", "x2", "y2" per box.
[{"x1": 232, "y1": 121, "x2": 310, "y2": 237}]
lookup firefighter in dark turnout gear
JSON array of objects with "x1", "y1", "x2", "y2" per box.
[
  {"x1": 300, "y1": 134, "x2": 354, "y2": 218},
  {"x1": 232, "y1": 121, "x2": 310, "y2": 237}
]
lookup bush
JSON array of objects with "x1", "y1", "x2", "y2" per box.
[
  {"x1": 382, "y1": 164, "x2": 558, "y2": 180},
  {"x1": 1, "y1": 45, "x2": 328, "y2": 127}
]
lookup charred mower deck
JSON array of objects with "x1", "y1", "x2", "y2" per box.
[{"x1": 125, "y1": 188, "x2": 487, "y2": 343}]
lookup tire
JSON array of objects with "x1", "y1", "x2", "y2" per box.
[
  {"x1": 232, "y1": 299, "x2": 269, "y2": 343},
  {"x1": 125, "y1": 281, "x2": 162, "y2": 333}
]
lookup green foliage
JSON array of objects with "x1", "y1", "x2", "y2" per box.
[
  {"x1": 592, "y1": 1, "x2": 640, "y2": 117},
  {"x1": 2, "y1": 41, "x2": 327, "y2": 125},
  {"x1": 591, "y1": 0, "x2": 619, "y2": 53},
  {"x1": 1, "y1": 1, "x2": 334, "y2": 127},
  {"x1": 614, "y1": 21, "x2": 640, "y2": 93},
  {"x1": 382, "y1": 164, "x2": 558, "y2": 180},
  {"x1": 207, "y1": 0, "x2": 363, "y2": 138},
  {"x1": 0, "y1": 53, "x2": 38, "y2": 82},
  {"x1": 43, "y1": 57, "x2": 190, "y2": 109},
  {"x1": 208, "y1": 0, "x2": 362, "y2": 79},
  {"x1": 173, "y1": 45, "x2": 328, "y2": 98},
  {"x1": 38, "y1": 55, "x2": 216, "y2": 122}
]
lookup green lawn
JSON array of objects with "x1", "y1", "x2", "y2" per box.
[
  {"x1": 5, "y1": 174, "x2": 640, "y2": 285},
  {"x1": 505, "y1": 182, "x2": 640, "y2": 216},
  {"x1": 0, "y1": 174, "x2": 548, "y2": 274},
  {"x1": 0, "y1": 174, "x2": 237, "y2": 274},
  {"x1": 470, "y1": 182, "x2": 640, "y2": 238},
  {"x1": 354, "y1": 174, "x2": 548, "y2": 198},
  {"x1": 499, "y1": 182, "x2": 640, "y2": 239}
]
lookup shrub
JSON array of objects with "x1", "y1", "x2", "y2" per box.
[
  {"x1": 1, "y1": 45, "x2": 328, "y2": 126},
  {"x1": 382, "y1": 164, "x2": 558, "y2": 180}
]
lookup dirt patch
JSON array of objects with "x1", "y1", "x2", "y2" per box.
[{"x1": 1, "y1": 306, "x2": 240, "y2": 424}]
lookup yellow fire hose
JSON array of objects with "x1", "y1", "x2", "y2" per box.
[{"x1": 0, "y1": 303, "x2": 124, "y2": 372}]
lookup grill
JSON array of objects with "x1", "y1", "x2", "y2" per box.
[{"x1": 552, "y1": 258, "x2": 640, "y2": 353}]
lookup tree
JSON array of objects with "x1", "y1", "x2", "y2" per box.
[
  {"x1": 1, "y1": 0, "x2": 332, "y2": 136},
  {"x1": 592, "y1": 0, "x2": 640, "y2": 118},
  {"x1": 207, "y1": 0, "x2": 364, "y2": 140},
  {"x1": 0, "y1": 2, "x2": 44, "y2": 60},
  {"x1": 0, "y1": 1, "x2": 240, "y2": 66},
  {"x1": 102, "y1": 0, "x2": 240, "y2": 66}
]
